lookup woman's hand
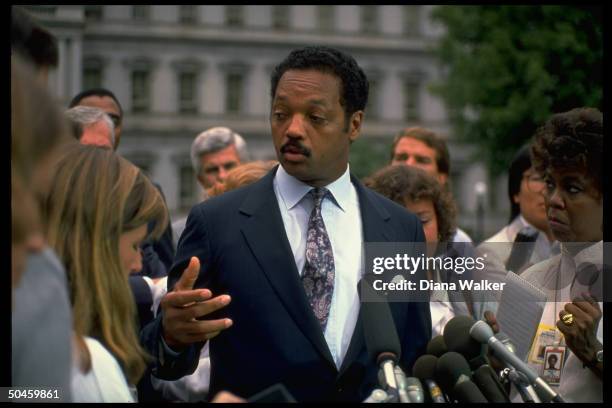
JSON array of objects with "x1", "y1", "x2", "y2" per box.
[{"x1": 557, "y1": 293, "x2": 602, "y2": 377}]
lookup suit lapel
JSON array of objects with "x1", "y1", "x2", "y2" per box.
[
  {"x1": 339, "y1": 177, "x2": 393, "y2": 377},
  {"x1": 239, "y1": 168, "x2": 336, "y2": 369}
]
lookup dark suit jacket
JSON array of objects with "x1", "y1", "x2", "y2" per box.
[{"x1": 141, "y1": 168, "x2": 431, "y2": 402}]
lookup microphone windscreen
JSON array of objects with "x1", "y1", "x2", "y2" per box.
[
  {"x1": 443, "y1": 316, "x2": 482, "y2": 361},
  {"x1": 472, "y1": 365, "x2": 510, "y2": 402},
  {"x1": 359, "y1": 279, "x2": 401, "y2": 362},
  {"x1": 453, "y1": 379, "x2": 489, "y2": 403},
  {"x1": 412, "y1": 354, "x2": 438, "y2": 381},
  {"x1": 434, "y1": 352, "x2": 472, "y2": 395},
  {"x1": 426, "y1": 335, "x2": 448, "y2": 357}
]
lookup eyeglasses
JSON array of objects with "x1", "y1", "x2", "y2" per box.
[
  {"x1": 107, "y1": 113, "x2": 122, "y2": 128},
  {"x1": 523, "y1": 173, "x2": 546, "y2": 193}
]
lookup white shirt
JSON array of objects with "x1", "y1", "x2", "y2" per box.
[
  {"x1": 273, "y1": 164, "x2": 364, "y2": 369},
  {"x1": 148, "y1": 276, "x2": 212, "y2": 402},
  {"x1": 452, "y1": 227, "x2": 473, "y2": 243},
  {"x1": 519, "y1": 242, "x2": 603, "y2": 402},
  {"x1": 71, "y1": 337, "x2": 135, "y2": 403},
  {"x1": 429, "y1": 267, "x2": 456, "y2": 337}
]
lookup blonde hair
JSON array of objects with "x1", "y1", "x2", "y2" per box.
[
  {"x1": 45, "y1": 144, "x2": 168, "y2": 384},
  {"x1": 207, "y1": 160, "x2": 277, "y2": 197}
]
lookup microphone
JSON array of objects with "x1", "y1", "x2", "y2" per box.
[
  {"x1": 443, "y1": 316, "x2": 511, "y2": 402},
  {"x1": 359, "y1": 279, "x2": 402, "y2": 399},
  {"x1": 426, "y1": 335, "x2": 448, "y2": 357},
  {"x1": 412, "y1": 355, "x2": 446, "y2": 403},
  {"x1": 443, "y1": 315, "x2": 485, "y2": 369},
  {"x1": 363, "y1": 388, "x2": 391, "y2": 403},
  {"x1": 494, "y1": 332, "x2": 541, "y2": 403},
  {"x1": 404, "y1": 377, "x2": 425, "y2": 403},
  {"x1": 470, "y1": 320, "x2": 566, "y2": 403},
  {"x1": 472, "y1": 365, "x2": 511, "y2": 402},
  {"x1": 435, "y1": 352, "x2": 488, "y2": 403}
]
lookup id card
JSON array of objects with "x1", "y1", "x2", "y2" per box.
[
  {"x1": 529, "y1": 323, "x2": 558, "y2": 364},
  {"x1": 541, "y1": 345, "x2": 567, "y2": 386}
]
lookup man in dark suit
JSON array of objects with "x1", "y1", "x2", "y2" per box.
[{"x1": 141, "y1": 46, "x2": 431, "y2": 402}]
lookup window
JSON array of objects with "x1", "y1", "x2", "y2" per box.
[
  {"x1": 318, "y1": 5, "x2": 334, "y2": 32},
  {"x1": 178, "y1": 71, "x2": 198, "y2": 113},
  {"x1": 179, "y1": 164, "x2": 196, "y2": 210},
  {"x1": 179, "y1": 5, "x2": 197, "y2": 24},
  {"x1": 132, "y1": 5, "x2": 150, "y2": 21},
  {"x1": 226, "y1": 5, "x2": 243, "y2": 27},
  {"x1": 84, "y1": 5, "x2": 103, "y2": 21},
  {"x1": 272, "y1": 5, "x2": 289, "y2": 30},
  {"x1": 132, "y1": 70, "x2": 150, "y2": 113},
  {"x1": 403, "y1": 80, "x2": 420, "y2": 121},
  {"x1": 83, "y1": 66, "x2": 102, "y2": 90},
  {"x1": 403, "y1": 6, "x2": 421, "y2": 37},
  {"x1": 83, "y1": 57, "x2": 104, "y2": 89},
  {"x1": 361, "y1": 6, "x2": 378, "y2": 34},
  {"x1": 226, "y1": 73, "x2": 243, "y2": 113}
]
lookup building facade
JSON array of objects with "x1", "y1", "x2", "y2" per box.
[{"x1": 24, "y1": 5, "x2": 506, "y2": 240}]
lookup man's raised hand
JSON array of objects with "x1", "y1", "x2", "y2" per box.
[{"x1": 161, "y1": 257, "x2": 232, "y2": 350}]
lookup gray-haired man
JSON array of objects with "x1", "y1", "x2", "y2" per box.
[
  {"x1": 191, "y1": 126, "x2": 249, "y2": 190},
  {"x1": 65, "y1": 105, "x2": 115, "y2": 148},
  {"x1": 173, "y1": 127, "x2": 249, "y2": 244}
]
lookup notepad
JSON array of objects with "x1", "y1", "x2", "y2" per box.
[{"x1": 495, "y1": 272, "x2": 547, "y2": 361}]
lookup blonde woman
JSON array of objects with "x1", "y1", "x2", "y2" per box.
[{"x1": 44, "y1": 144, "x2": 168, "y2": 402}]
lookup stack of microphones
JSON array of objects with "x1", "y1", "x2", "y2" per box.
[
  {"x1": 360, "y1": 279, "x2": 425, "y2": 403},
  {"x1": 412, "y1": 315, "x2": 567, "y2": 403},
  {"x1": 359, "y1": 276, "x2": 566, "y2": 403}
]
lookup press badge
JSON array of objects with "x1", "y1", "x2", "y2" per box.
[
  {"x1": 529, "y1": 323, "x2": 559, "y2": 364},
  {"x1": 541, "y1": 345, "x2": 567, "y2": 386}
]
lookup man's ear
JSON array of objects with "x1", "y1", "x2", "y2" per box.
[
  {"x1": 348, "y1": 111, "x2": 363, "y2": 143},
  {"x1": 513, "y1": 193, "x2": 520, "y2": 204}
]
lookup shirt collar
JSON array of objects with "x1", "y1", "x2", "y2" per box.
[{"x1": 275, "y1": 164, "x2": 352, "y2": 212}]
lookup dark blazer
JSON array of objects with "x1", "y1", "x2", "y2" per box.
[{"x1": 142, "y1": 168, "x2": 431, "y2": 402}]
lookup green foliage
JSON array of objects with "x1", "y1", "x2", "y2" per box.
[
  {"x1": 430, "y1": 5, "x2": 602, "y2": 176},
  {"x1": 349, "y1": 136, "x2": 390, "y2": 180}
]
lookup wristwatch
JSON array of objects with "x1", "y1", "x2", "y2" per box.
[
  {"x1": 596, "y1": 349, "x2": 603, "y2": 363},
  {"x1": 585, "y1": 348, "x2": 603, "y2": 369}
]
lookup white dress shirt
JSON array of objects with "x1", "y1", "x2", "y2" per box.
[{"x1": 273, "y1": 164, "x2": 364, "y2": 369}]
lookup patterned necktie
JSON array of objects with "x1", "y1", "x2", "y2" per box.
[{"x1": 302, "y1": 187, "x2": 335, "y2": 331}]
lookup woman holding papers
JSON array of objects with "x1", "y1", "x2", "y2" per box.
[{"x1": 514, "y1": 107, "x2": 603, "y2": 402}]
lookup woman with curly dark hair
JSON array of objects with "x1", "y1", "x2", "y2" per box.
[
  {"x1": 365, "y1": 165, "x2": 482, "y2": 336},
  {"x1": 486, "y1": 107, "x2": 603, "y2": 402},
  {"x1": 520, "y1": 107, "x2": 602, "y2": 402}
]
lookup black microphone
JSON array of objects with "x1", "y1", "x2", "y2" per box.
[
  {"x1": 359, "y1": 279, "x2": 403, "y2": 400},
  {"x1": 472, "y1": 365, "x2": 510, "y2": 402},
  {"x1": 470, "y1": 320, "x2": 566, "y2": 403},
  {"x1": 426, "y1": 335, "x2": 448, "y2": 357},
  {"x1": 434, "y1": 352, "x2": 488, "y2": 403},
  {"x1": 442, "y1": 315, "x2": 485, "y2": 369},
  {"x1": 443, "y1": 315, "x2": 510, "y2": 402},
  {"x1": 412, "y1": 355, "x2": 446, "y2": 403}
]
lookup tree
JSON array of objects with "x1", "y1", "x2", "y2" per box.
[{"x1": 430, "y1": 5, "x2": 602, "y2": 176}]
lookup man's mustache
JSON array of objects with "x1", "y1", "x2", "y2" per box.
[{"x1": 280, "y1": 141, "x2": 311, "y2": 157}]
